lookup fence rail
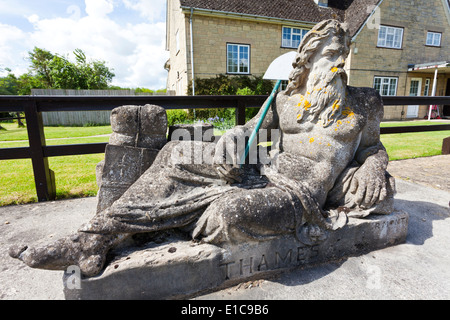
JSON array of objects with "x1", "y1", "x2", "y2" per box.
[{"x1": 1, "y1": 95, "x2": 450, "y2": 202}]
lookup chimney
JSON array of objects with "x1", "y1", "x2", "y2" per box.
[{"x1": 314, "y1": 0, "x2": 328, "y2": 7}]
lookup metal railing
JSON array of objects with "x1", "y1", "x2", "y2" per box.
[{"x1": 1, "y1": 95, "x2": 450, "y2": 202}]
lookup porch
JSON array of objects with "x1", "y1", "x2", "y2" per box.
[{"x1": 406, "y1": 61, "x2": 450, "y2": 119}]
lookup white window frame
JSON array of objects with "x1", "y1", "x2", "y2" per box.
[
  {"x1": 282, "y1": 26, "x2": 309, "y2": 48},
  {"x1": 377, "y1": 25, "x2": 403, "y2": 49},
  {"x1": 373, "y1": 76, "x2": 398, "y2": 96},
  {"x1": 426, "y1": 31, "x2": 441, "y2": 47},
  {"x1": 227, "y1": 43, "x2": 250, "y2": 74}
]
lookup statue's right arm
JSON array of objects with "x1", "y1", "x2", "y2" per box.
[{"x1": 213, "y1": 93, "x2": 281, "y2": 182}]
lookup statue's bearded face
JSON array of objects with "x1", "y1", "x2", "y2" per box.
[
  {"x1": 299, "y1": 37, "x2": 348, "y2": 126},
  {"x1": 286, "y1": 20, "x2": 350, "y2": 127}
]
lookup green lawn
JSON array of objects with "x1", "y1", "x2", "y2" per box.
[
  {"x1": 0, "y1": 122, "x2": 112, "y2": 144},
  {"x1": 0, "y1": 123, "x2": 110, "y2": 206},
  {"x1": 380, "y1": 120, "x2": 450, "y2": 127},
  {"x1": 380, "y1": 120, "x2": 450, "y2": 160},
  {"x1": 0, "y1": 121, "x2": 449, "y2": 206}
]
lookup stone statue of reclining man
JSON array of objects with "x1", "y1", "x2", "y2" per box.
[{"x1": 10, "y1": 19, "x2": 395, "y2": 277}]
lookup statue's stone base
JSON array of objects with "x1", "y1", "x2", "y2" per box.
[{"x1": 63, "y1": 211, "x2": 408, "y2": 300}]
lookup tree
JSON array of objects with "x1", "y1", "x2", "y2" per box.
[
  {"x1": 0, "y1": 47, "x2": 116, "y2": 95},
  {"x1": 31, "y1": 47, "x2": 115, "y2": 90},
  {"x1": 0, "y1": 68, "x2": 19, "y2": 95},
  {"x1": 28, "y1": 47, "x2": 55, "y2": 87}
]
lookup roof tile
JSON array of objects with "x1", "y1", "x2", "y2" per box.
[{"x1": 180, "y1": 0, "x2": 346, "y2": 24}]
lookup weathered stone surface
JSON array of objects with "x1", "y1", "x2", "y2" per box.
[
  {"x1": 96, "y1": 145, "x2": 160, "y2": 212},
  {"x1": 96, "y1": 104, "x2": 168, "y2": 212},
  {"x1": 63, "y1": 211, "x2": 408, "y2": 300},
  {"x1": 109, "y1": 104, "x2": 167, "y2": 149}
]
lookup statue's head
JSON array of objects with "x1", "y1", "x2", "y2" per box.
[{"x1": 285, "y1": 20, "x2": 351, "y2": 127}]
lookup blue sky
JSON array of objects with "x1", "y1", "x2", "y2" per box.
[{"x1": 0, "y1": 0, "x2": 169, "y2": 90}]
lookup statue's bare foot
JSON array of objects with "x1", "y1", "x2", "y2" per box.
[{"x1": 9, "y1": 232, "x2": 116, "y2": 277}]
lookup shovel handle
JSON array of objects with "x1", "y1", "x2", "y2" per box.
[{"x1": 240, "y1": 79, "x2": 282, "y2": 166}]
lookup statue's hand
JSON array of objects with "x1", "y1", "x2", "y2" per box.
[
  {"x1": 349, "y1": 160, "x2": 388, "y2": 209},
  {"x1": 213, "y1": 126, "x2": 246, "y2": 183}
]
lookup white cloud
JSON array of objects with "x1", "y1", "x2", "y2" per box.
[
  {"x1": 0, "y1": 0, "x2": 168, "y2": 89},
  {"x1": 0, "y1": 23, "x2": 29, "y2": 75},
  {"x1": 122, "y1": 0, "x2": 166, "y2": 22},
  {"x1": 27, "y1": 14, "x2": 40, "y2": 24},
  {"x1": 85, "y1": 0, "x2": 114, "y2": 18}
]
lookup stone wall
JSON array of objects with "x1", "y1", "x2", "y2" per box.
[
  {"x1": 190, "y1": 15, "x2": 295, "y2": 79},
  {"x1": 166, "y1": 0, "x2": 190, "y2": 95},
  {"x1": 167, "y1": 4, "x2": 314, "y2": 95}
]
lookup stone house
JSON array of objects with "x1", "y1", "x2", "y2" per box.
[{"x1": 165, "y1": 0, "x2": 450, "y2": 120}]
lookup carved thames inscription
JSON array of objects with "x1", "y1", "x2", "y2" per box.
[{"x1": 220, "y1": 244, "x2": 320, "y2": 280}]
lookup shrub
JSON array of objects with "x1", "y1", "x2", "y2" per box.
[
  {"x1": 166, "y1": 109, "x2": 190, "y2": 127},
  {"x1": 186, "y1": 75, "x2": 272, "y2": 126}
]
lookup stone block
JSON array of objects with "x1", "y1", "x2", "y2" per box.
[
  {"x1": 109, "y1": 104, "x2": 167, "y2": 149},
  {"x1": 96, "y1": 104, "x2": 168, "y2": 212},
  {"x1": 63, "y1": 211, "x2": 408, "y2": 300},
  {"x1": 96, "y1": 144, "x2": 160, "y2": 212}
]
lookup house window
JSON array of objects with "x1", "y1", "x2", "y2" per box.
[
  {"x1": 280, "y1": 80, "x2": 289, "y2": 91},
  {"x1": 227, "y1": 44, "x2": 250, "y2": 74},
  {"x1": 426, "y1": 31, "x2": 441, "y2": 46},
  {"x1": 377, "y1": 26, "x2": 403, "y2": 49},
  {"x1": 373, "y1": 76, "x2": 398, "y2": 96},
  {"x1": 282, "y1": 27, "x2": 309, "y2": 48}
]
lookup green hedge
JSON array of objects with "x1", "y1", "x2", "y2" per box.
[{"x1": 180, "y1": 74, "x2": 273, "y2": 127}]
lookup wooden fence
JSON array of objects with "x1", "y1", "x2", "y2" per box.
[
  {"x1": 1, "y1": 95, "x2": 450, "y2": 202},
  {"x1": 31, "y1": 89, "x2": 162, "y2": 126}
]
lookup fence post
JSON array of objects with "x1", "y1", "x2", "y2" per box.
[
  {"x1": 24, "y1": 101, "x2": 56, "y2": 201},
  {"x1": 236, "y1": 99, "x2": 246, "y2": 126},
  {"x1": 442, "y1": 136, "x2": 450, "y2": 155}
]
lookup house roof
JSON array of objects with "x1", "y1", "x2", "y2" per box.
[{"x1": 179, "y1": 0, "x2": 381, "y2": 36}]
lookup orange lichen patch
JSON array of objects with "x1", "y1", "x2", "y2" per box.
[
  {"x1": 342, "y1": 106, "x2": 355, "y2": 118},
  {"x1": 297, "y1": 94, "x2": 311, "y2": 111},
  {"x1": 309, "y1": 137, "x2": 315, "y2": 143},
  {"x1": 303, "y1": 99, "x2": 311, "y2": 110},
  {"x1": 331, "y1": 99, "x2": 340, "y2": 111},
  {"x1": 331, "y1": 67, "x2": 338, "y2": 73}
]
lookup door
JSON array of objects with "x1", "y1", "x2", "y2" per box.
[{"x1": 407, "y1": 78, "x2": 422, "y2": 118}]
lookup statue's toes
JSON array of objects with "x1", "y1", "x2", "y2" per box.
[
  {"x1": 10, "y1": 243, "x2": 74, "y2": 271},
  {"x1": 79, "y1": 254, "x2": 106, "y2": 277},
  {"x1": 8, "y1": 244, "x2": 28, "y2": 259}
]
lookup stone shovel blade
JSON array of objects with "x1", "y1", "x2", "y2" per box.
[
  {"x1": 241, "y1": 51, "x2": 296, "y2": 165},
  {"x1": 263, "y1": 51, "x2": 297, "y2": 81}
]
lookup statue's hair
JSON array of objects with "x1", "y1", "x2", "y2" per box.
[{"x1": 285, "y1": 20, "x2": 350, "y2": 96}]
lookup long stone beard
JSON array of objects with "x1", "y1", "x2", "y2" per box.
[{"x1": 297, "y1": 68, "x2": 347, "y2": 127}]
